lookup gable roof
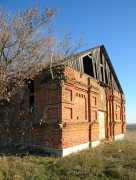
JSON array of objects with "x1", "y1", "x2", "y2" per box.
[
  {"x1": 48, "y1": 45, "x2": 123, "y2": 93},
  {"x1": 100, "y1": 45, "x2": 123, "y2": 93}
]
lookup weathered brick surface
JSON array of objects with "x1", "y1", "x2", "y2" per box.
[
  {"x1": 0, "y1": 66, "x2": 126, "y2": 153},
  {"x1": 113, "y1": 124, "x2": 123, "y2": 135},
  {"x1": 62, "y1": 123, "x2": 89, "y2": 148},
  {"x1": 0, "y1": 127, "x2": 62, "y2": 149},
  {"x1": 98, "y1": 87, "x2": 106, "y2": 111},
  {"x1": 89, "y1": 124, "x2": 99, "y2": 142}
]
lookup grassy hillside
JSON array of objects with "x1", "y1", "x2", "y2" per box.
[{"x1": 0, "y1": 129, "x2": 136, "y2": 180}]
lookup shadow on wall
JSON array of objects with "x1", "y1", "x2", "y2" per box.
[{"x1": 0, "y1": 144, "x2": 53, "y2": 157}]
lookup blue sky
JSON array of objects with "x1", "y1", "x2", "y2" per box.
[{"x1": 0, "y1": 0, "x2": 136, "y2": 124}]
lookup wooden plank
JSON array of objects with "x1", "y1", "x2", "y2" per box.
[
  {"x1": 96, "y1": 48, "x2": 101, "y2": 81},
  {"x1": 79, "y1": 57, "x2": 84, "y2": 73},
  {"x1": 93, "y1": 61, "x2": 96, "y2": 79},
  {"x1": 92, "y1": 49, "x2": 97, "y2": 80},
  {"x1": 88, "y1": 54, "x2": 92, "y2": 59},
  {"x1": 102, "y1": 53, "x2": 106, "y2": 83},
  {"x1": 107, "y1": 65, "x2": 111, "y2": 86}
]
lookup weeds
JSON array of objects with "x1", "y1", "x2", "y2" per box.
[{"x1": 0, "y1": 130, "x2": 135, "y2": 179}]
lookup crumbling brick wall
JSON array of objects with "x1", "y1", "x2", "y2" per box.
[{"x1": 0, "y1": 66, "x2": 126, "y2": 153}]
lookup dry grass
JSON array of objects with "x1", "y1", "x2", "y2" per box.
[
  {"x1": 125, "y1": 123, "x2": 136, "y2": 141},
  {"x1": 124, "y1": 130, "x2": 136, "y2": 141},
  {"x1": 0, "y1": 129, "x2": 135, "y2": 180}
]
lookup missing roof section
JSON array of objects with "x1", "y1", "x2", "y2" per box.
[{"x1": 83, "y1": 54, "x2": 94, "y2": 78}]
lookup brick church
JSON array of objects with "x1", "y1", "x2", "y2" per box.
[{"x1": 0, "y1": 45, "x2": 126, "y2": 156}]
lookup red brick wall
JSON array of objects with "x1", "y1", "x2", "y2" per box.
[
  {"x1": 89, "y1": 124, "x2": 99, "y2": 142},
  {"x1": 0, "y1": 126, "x2": 62, "y2": 149},
  {"x1": 34, "y1": 78, "x2": 62, "y2": 124},
  {"x1": 62, "y1": 66, "x2": 126, "y2": 144},
  {"x1": 62, "y1": 123, "x2": 89, "y2": 148},
  {"x1": 113, "y1": 124, "x2": 123, "y2": 135},
  {"x1": 61, "y1": 67, "x2": 100, "y2": 145},
  {"x1": 0, "y1": 66, "x2": 126, "y2": 152}
]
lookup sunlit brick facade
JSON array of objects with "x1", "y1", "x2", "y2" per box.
[{"x1": 0, "y1": 45, "x2": 126, "y2": 156}]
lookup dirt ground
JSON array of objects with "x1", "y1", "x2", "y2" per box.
[{"x1": 124, "y1": 124, "x2": 136, "y2": 142}]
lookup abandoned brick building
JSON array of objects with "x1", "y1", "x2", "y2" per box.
[{"x1": 0, "y1": 45, "x2": 126, "y2": 156}]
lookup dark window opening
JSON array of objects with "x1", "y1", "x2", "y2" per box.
[
  {"x1": 95, "y1": 63, "x2": 97, "y2": 79},
  {"x1": 28, "y1": 80, "x2": 34, "y2": 109},
  {"x1": 110, "y1": 73, "x2": 112, "y2": 86},
  {"x1": 105, "y1": 70, "x2": 108, "y2": 84},
  {"x1": 101, "y1": 66, "x2": 104, "y2": 82},
  {"x1": 83, "y1": 55, "x2": 94, "y2": 77},
  {"x1": 100, "y1": 52, "x2": 103, "y2": 65}
]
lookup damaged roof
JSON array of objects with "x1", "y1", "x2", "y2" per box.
[{"x1": 48, "y1": 45, "x2": 123, "y2": 93}]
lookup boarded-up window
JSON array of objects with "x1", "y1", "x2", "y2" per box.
[
  {"x1": 92, "y1": 96, "x2": 97, "y2": 106},
  {"x1": 75, "y1": 93, "x2": 87, "y2": 120},
  {"x1": 115, "y1": 104, "x2": 117, "y2": 110},
  {"x1": 92, "y1": 110, "x2": 97, "y2": 120},
  {"x1": 65, "y1": 107, "x2": 72, "y2": 119},
  {"x1": 65, "y1": 89, "x2": 72, "y2": 102},
  {"x1": 115, "y1": 113, "x2": 118, "y2": 120},
  {"x1": 99, "y1": 111, "x2": 105, "y2": 140}
]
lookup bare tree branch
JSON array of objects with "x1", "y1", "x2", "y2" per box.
[{"x1": 0, "y1": 6, "x2": 84, "y2": 101}]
